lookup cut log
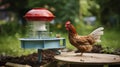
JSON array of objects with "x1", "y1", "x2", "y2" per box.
[{"x1": 5, "y1": 62, "x2": 31, "y2": 67}]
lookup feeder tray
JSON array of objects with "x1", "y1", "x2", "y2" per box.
[{"x1": 20, "y1": 8, "x2": 66, "y2": 62}]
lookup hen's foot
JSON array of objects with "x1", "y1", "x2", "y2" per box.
[
  {"x1": 80, "y1": 53, "x2": 83, "y2": 56},
  {"x1": 75, "y1": 53, "x2": 83, "y2": 56},
  {"x1": 74, "y1": 50, "x2": 81, "y2": 53}
]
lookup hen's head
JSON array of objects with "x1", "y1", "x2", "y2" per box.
[
  {"x1": 65, "y1": 21, "x2": 77, "y2": 34},
  {"x1": 65, "y1": 21, "x2": 71, "y2": 30}
]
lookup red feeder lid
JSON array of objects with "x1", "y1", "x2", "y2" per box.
[{"x1": 24, "y1": 8, "x2": 55, "y2": 21}]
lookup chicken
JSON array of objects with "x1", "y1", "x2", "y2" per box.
[{"x1": 65, "y1": 21, "x2": 104, "y2": 56}]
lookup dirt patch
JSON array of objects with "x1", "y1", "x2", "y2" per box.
[
  {"x1": 0, "y1": 50, "x2": 57, "y2": 67},
  {"x1": 0, "y1": 45, "x2": 120, "y2": 67}
]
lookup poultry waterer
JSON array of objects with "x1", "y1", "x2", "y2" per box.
[{"x1": 19, "y1": 8, "x2": 66, "y2": 62}]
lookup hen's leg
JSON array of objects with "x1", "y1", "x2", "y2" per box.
[
  {"x1": 80, "y1": 52, "x2": 83, "y2": 56},
  {"x1": 74, "y1": 49, "x2": 81, "y2": 53}
]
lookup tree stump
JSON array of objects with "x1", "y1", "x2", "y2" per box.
[{"x1": 55, "y1": 52, "x2": 120, "y2": 67}]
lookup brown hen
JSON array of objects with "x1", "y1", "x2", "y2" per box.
[{"x1": 65, "y1": 21, "x2": 104, "y2": 56}]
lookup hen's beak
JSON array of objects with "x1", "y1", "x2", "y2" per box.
[{"x1": 65, "y1": 24, "x2": 69, "y2": 30}]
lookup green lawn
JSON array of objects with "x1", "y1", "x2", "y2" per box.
[
  {"x1": 64, "y1": 27, "x2": 120, "y2": 51},
  {"x1": 0, "y1": 27, "x2": 120, "y2": 56},
  {"x1": 0, "y1": 35, "x2": 36, "y2": 56},
  {"x1": 101, "y1": 29, "x2": 120, "y2": 51}
]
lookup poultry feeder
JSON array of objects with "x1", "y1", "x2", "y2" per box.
[{"x1": 19, "y1": 8, "x2": 66, "y2": 62}]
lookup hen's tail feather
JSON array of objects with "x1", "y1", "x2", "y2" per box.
[{"x1": 90, "y1": 27, "x2": 104, "y2": 42}]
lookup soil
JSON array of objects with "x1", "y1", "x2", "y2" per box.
[
  {"x1": 0, "y1": 50, "x2": 57, "y2": 67},
  {"x1": 0, "y1": 45, "x2": 120, "y2": 67}
]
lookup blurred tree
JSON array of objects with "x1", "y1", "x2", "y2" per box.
[
  {"x1": 80, "y1": 0, "x2": 100, "y2": 17},
  {"x1": 79, "y1": 0, "x2": 100, "y2": 26},
  {"x1": 28, "y1": 0, "x2": 80, "y2": 22},
  {"x1": 0, "y1": 0, "x2": 80, "y2": 34},
  {"x1": 0, "y1": 0, "x2": 29, "y2": 35},
  {"x1": 0, "y1": 0, "x2": 28, "y2": 10},
  {"x1": 95, "y1": 0, "x2": 120, "y2": 27},
  {"x1": 27, "y1": 0, "x2": 80, "y2": 32},
  {"x1": 0, "y1": 0, "x2": 28, "y2": 25}
]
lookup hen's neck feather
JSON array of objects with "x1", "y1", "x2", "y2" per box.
[{"x1": 68, "y1": 24, "x2": 78, "y2": 36}]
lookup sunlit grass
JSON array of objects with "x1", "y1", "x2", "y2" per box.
[
  {"x1": 0, "y1": 35, "x2": 36, "y2": 56},
  {"x1": 0, "y1": 26, "x2": 120, "y2": 56},
  {"x1": 62, "y1": 26, "x2": 120, "y2": 51},
  {"x1": 101, "y1": 29, "x2": 120, "y2": 49}
]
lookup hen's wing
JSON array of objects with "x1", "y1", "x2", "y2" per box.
[
  {"x1": 71, "y1": 35, "x2": 94, "y2": 52},
  {"x1": 75, "y1": 35, "x2": 95, "y2": 45}
]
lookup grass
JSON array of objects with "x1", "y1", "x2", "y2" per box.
[
  {"x1": 101, "y1": 29, "x2": 120, "y2": 50},
  {"x1": 0, "y1": 35, "x2": 36, "y2": 56},
  {"x1": 0, "y1": 25, "x2": 120, "y2": 56},
  {"x1": 63, "y1": 26, "x2": 120, "y2": 51}
]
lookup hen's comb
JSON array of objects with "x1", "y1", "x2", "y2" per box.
[{"x1": 66, "y1": 21, "x2": 71, "y2": 25}]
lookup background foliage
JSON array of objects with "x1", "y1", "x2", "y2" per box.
[
  {"x1": 0, "y1": 0, "x2": 120, "y2": 56},
  {"x1": 95, "y1": 0, "x2": 120, "y2": 28}
]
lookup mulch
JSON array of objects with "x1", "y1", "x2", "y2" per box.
[
  {"x1": 0, "y1": 50, "x2": 57, "y2": 67},
  {"x1": 0, "y1": 45, "x2": 120, "y2": 67}
]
